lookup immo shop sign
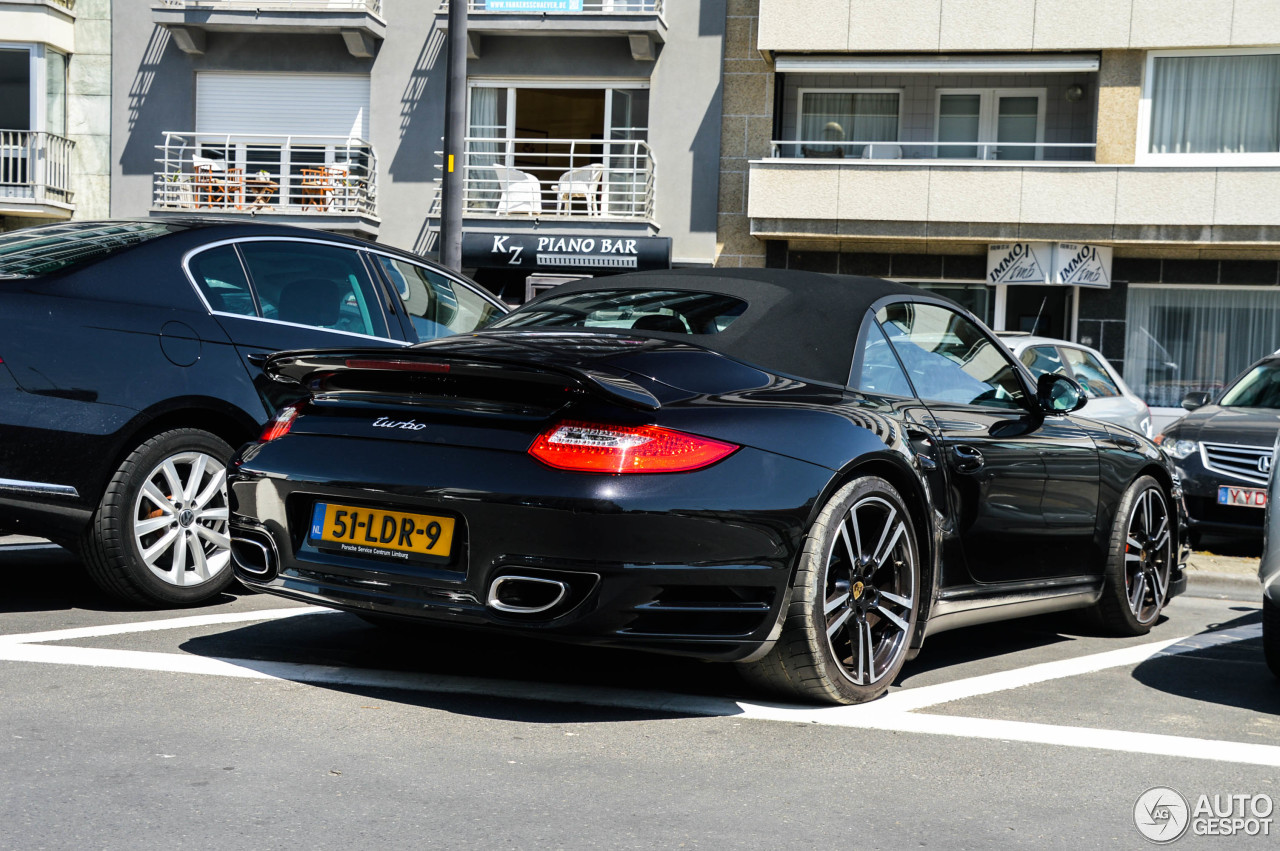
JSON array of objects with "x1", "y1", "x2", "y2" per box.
[{"x1": 987, "y1": 242, "x2": 1112, "y2": 288}]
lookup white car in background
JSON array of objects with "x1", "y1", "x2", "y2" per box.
[{"x1": 999, "y1": 333, "x2": 1153, "y2": 437}]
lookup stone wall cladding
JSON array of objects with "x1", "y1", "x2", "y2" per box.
[
  {"x1": 70, "y1": 0, "x2": 111, "y2": 219},
  {"x1": 716, "y1": 0, "x2": 771, "y2": 268}
]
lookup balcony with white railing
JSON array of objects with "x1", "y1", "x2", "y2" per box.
[
  {"x1": 438, "y1": 0, "x2": 665, "y2": 60},
  {"x1": 0, "y1": 130, "x2": 75, "y2": 219},
  {"x1": 749, "y1": 138, "x2": 1280, "y2": 250},
  {"x1": 460, "y1": 137, "x2": 655, "y2": 224},
  {"x1": 153, "y1": 132, "x2": 379, "y2": 234},
  {"x1": 153, "y1": 0, "x2": 385, "y2": 57}
]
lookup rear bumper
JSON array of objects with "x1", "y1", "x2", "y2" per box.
[{"x1": 229, "y1": 434, "x2": 835, "y2": 661}]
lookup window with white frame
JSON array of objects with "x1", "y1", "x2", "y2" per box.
[
  {"x1": 797, "y1": 89, "x2": 900, "y2": 158},
  {"x1": 1140, "y1": 48, "x2": 1280, "y2": 163}
]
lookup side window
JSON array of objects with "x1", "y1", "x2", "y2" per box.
[
  {"x1": 1063, "y1": 347, "x2": 1121, "y2": 398},
  {"x1": 187, "y1": 245, "x2": 255, "y2": 316},
  {"x1": 375, "y1": 256, "x2": 502, "y2": 342},
  {"x1": 1019, "y1": 345, "x2": 1067, "y2": 379},
  {"x1": 851, "y1": 313, "x2": 915, "y2": 397},
  {"x1": 237, "y1": 241, "x2": 389, "y2": 338},
  {"x1": 877, "y1": 302, "x2": 1026, "y2": 409}
]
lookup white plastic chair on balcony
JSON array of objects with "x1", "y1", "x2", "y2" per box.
[
  {"x1": 493, "y1": 165, "x2": 543, "y2": 214},
  {"x1": 861, "y1": 143, "x2": 903, "y2": 160},
  {"x1": 555, "y1": 163, "x2": 604, "y2": 215}
]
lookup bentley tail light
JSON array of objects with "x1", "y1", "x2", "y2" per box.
[
  {"x1": 259, "y1": 403, "x2": 304, "y2": 443},
  {"x1": 528, "y1": 420, "x2": 738, "y2": 474}
]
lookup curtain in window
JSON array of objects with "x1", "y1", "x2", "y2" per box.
[
  {"x1": 468, "y1": 87, "x2": 503, "y2": 209},
  {"x1": 1124, "y1": 287, "x2": 1280, "y2": 407},
  {"x1": 1149, "y1": 53, "x2": 1280, "y2": 154},
  {"x1": 800, "y1": 92, "x2": 898, "y2": 156}
]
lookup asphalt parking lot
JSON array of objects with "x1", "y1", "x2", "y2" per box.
[{"x1": 1, "y1": 539, "x2": 1276, "y2": 850}]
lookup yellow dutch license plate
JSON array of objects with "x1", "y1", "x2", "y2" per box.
[{"x1": 309, "y1": 502, "x2": 455, "y2": 558}]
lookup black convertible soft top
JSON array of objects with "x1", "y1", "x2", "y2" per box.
[{"x1": 518, "y1": 268, "x2": 947, "y2": 386}]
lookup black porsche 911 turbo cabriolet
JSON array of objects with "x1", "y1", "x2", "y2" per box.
[{"x1": 228, "y1": 269, "x2": 1188, "y2": 705}]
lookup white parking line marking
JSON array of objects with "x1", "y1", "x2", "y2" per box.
[
  {"x1": 1, "y1": 609, "x2": 1274, "y2": 766},
  {"x1": 0, "y1": 607, "x2": 326, "y2": 646},
  {"x1": 877, "y1": 623, "x2": 1263, "y2": 712}
]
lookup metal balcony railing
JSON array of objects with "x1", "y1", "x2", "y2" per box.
[
  {"x1": 154, "y1": 132, "x2": 377, "y2": 217},
  {"x1": 444, "y1": 0, "x2": 661, "y2": 14},
  {"x1": 460, "y1": 137, "x2": 655, "y2": 221},
  {"x1": 771, "y1": 140, "x2": 1098, "y2": 162},
  {"x1": 0, "y1": 130, "x2": 75, "y2": 206},
  {"x1": 156, "y1": 0, "x2": 382, "y2": 13}
]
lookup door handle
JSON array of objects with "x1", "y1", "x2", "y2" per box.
[
  {"x1": 951, "y1": 444, "x2": 985, "y2": 473},
  {"x1": 246, "y1": 352, "x2": 270, "y2": 367}
]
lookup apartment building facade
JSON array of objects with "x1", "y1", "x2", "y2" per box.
[
  {"x1": 720, "y1": 0, "x2": 1280, "y2": 425},
  {"x1": 0, "y1": 0, "x2": 110, "y2": 230},
  {"x1": 109, "y1": 0, "x2": 726, "y2": 301}
]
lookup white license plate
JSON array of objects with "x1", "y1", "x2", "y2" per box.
[{"x1": 1217, "y1": 486, "x2": 1267, "y2": 508}]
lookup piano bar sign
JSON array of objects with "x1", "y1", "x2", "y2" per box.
[{"x1": 462, "y1": 233, "x2": 672, "y2": 273}]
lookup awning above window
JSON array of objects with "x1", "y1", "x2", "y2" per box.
[{"x1": 774, "y1": 53, "x2": 1100, "y2": 74}]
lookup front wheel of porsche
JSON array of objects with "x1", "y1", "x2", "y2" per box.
[
  {"x1": 1096, "y1": 475, "x2": 1173, "y2": 636},
  {"x1": 80, "y1": 428, "x2": 236, "y2": 607},
  {"x1": 741, "y1": 476, "x2": 920, "y2": 705}
]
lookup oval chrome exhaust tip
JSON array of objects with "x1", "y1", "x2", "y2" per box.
[
  {"x1": 487, "y1": 575, "x2": 570, "y2": 614},
  {"x1": 230, "y1": 528, "x2": 279, "y2": 579}
]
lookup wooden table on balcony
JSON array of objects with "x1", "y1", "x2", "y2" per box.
[{"x1": 243, "y1": 175, "x2": 279, "y2": 211}]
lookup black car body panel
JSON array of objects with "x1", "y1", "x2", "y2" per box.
[
  {"x1": 0, "y1": 220, "x2": 506, "y2": 543},
  {"x1": 229, "y1": 270, "x2": 1189, "y2": 672}
]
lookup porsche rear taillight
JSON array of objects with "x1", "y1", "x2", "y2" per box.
[
  {"x1": 528, "y1": 420, "x2": 738, "y2": 474},
  {"x1": 259, "y1": 402, "x2": 304, "y2": 443}
]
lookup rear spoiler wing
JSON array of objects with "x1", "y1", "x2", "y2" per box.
[{"x1": 264, "y1": 347, "x2": 662, "y2": 411}]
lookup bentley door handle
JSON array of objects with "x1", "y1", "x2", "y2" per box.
[
  {"x1": 951, "y1": 444, "x2": 985, "y2": 473},
  {"x1": 246, "y1": 352, "x2": 270, "y2": 367}
]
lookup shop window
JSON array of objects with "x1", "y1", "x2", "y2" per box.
[{"x1": 1124, "y1": 286, "x2": 1280, "y2": 407}]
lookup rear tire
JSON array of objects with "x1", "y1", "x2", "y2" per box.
[
  {"x1": 80, "y1": 429, "x2": 236, "y2": 607},
  {"x1": 1264, "y1": 596, "x2": 1280, "y2": 680},
  {"x1": 740, "y1": 476, "x2": 920, "y2": 705},
  {"x1": 1096, "y1": 475, "x2": 1174, "y2": 636}
]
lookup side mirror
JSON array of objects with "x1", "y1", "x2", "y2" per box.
[
  {"x1": 1037, "y1": 373, "x2": 1087, "y2": 414},
  {"x1": 1181, "y1": 391, "x2": 1211, "y2": 411}
]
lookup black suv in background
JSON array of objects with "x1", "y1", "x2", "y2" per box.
[
  {"x1": 1157, "y1": 354, "x2": 1280, "y2": 542},
  {"x1": 0, "y1": 220, "x2": 506, "y2": 606}
]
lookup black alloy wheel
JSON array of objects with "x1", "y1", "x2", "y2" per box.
[
  {"x1": 742, "y1": 476, "x2": 919, "y2": 705},
  {"x1": 1097, "y1": 475, "x2": 1173, "y2": 635}
]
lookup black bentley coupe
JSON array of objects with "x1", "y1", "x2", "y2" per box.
[{"x1": 229, "y1": 269, "x2": 1188, "y2": 705}]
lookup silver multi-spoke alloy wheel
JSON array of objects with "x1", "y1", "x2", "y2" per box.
[
  {"x1": 132, "y1": 450, "x2": 231, "y2": 587},
  {"x1": 742, "y1": 476, "x2": 920, "y2": 705},
  {"x1": 1122, "y1": 485, "x2": 1172, "y2": 626},
  {"x1": 80, "y1": 428, "x2": 237, "y2": 607},
  {"x1": 823, "y1": 494, "x2": 915, "y2": 687}
]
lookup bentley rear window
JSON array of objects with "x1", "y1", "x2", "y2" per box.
[
  {"x1": 494, "y1": 289, "x2": 747, "y2": 335},
  {"x1": 0, "y1": 222, "x2": 179, "y2": 278}
]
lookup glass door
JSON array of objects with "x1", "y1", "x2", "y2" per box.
[
  {"x1": 994, "y1": 94, "x2": 1041, "y2": 161},
  {"x1": 604, "y1": 88, "x2": 649, "y2": 216},
  {"x1": 936, "y1": 89, "x2": 1045, "y2": 160}
]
